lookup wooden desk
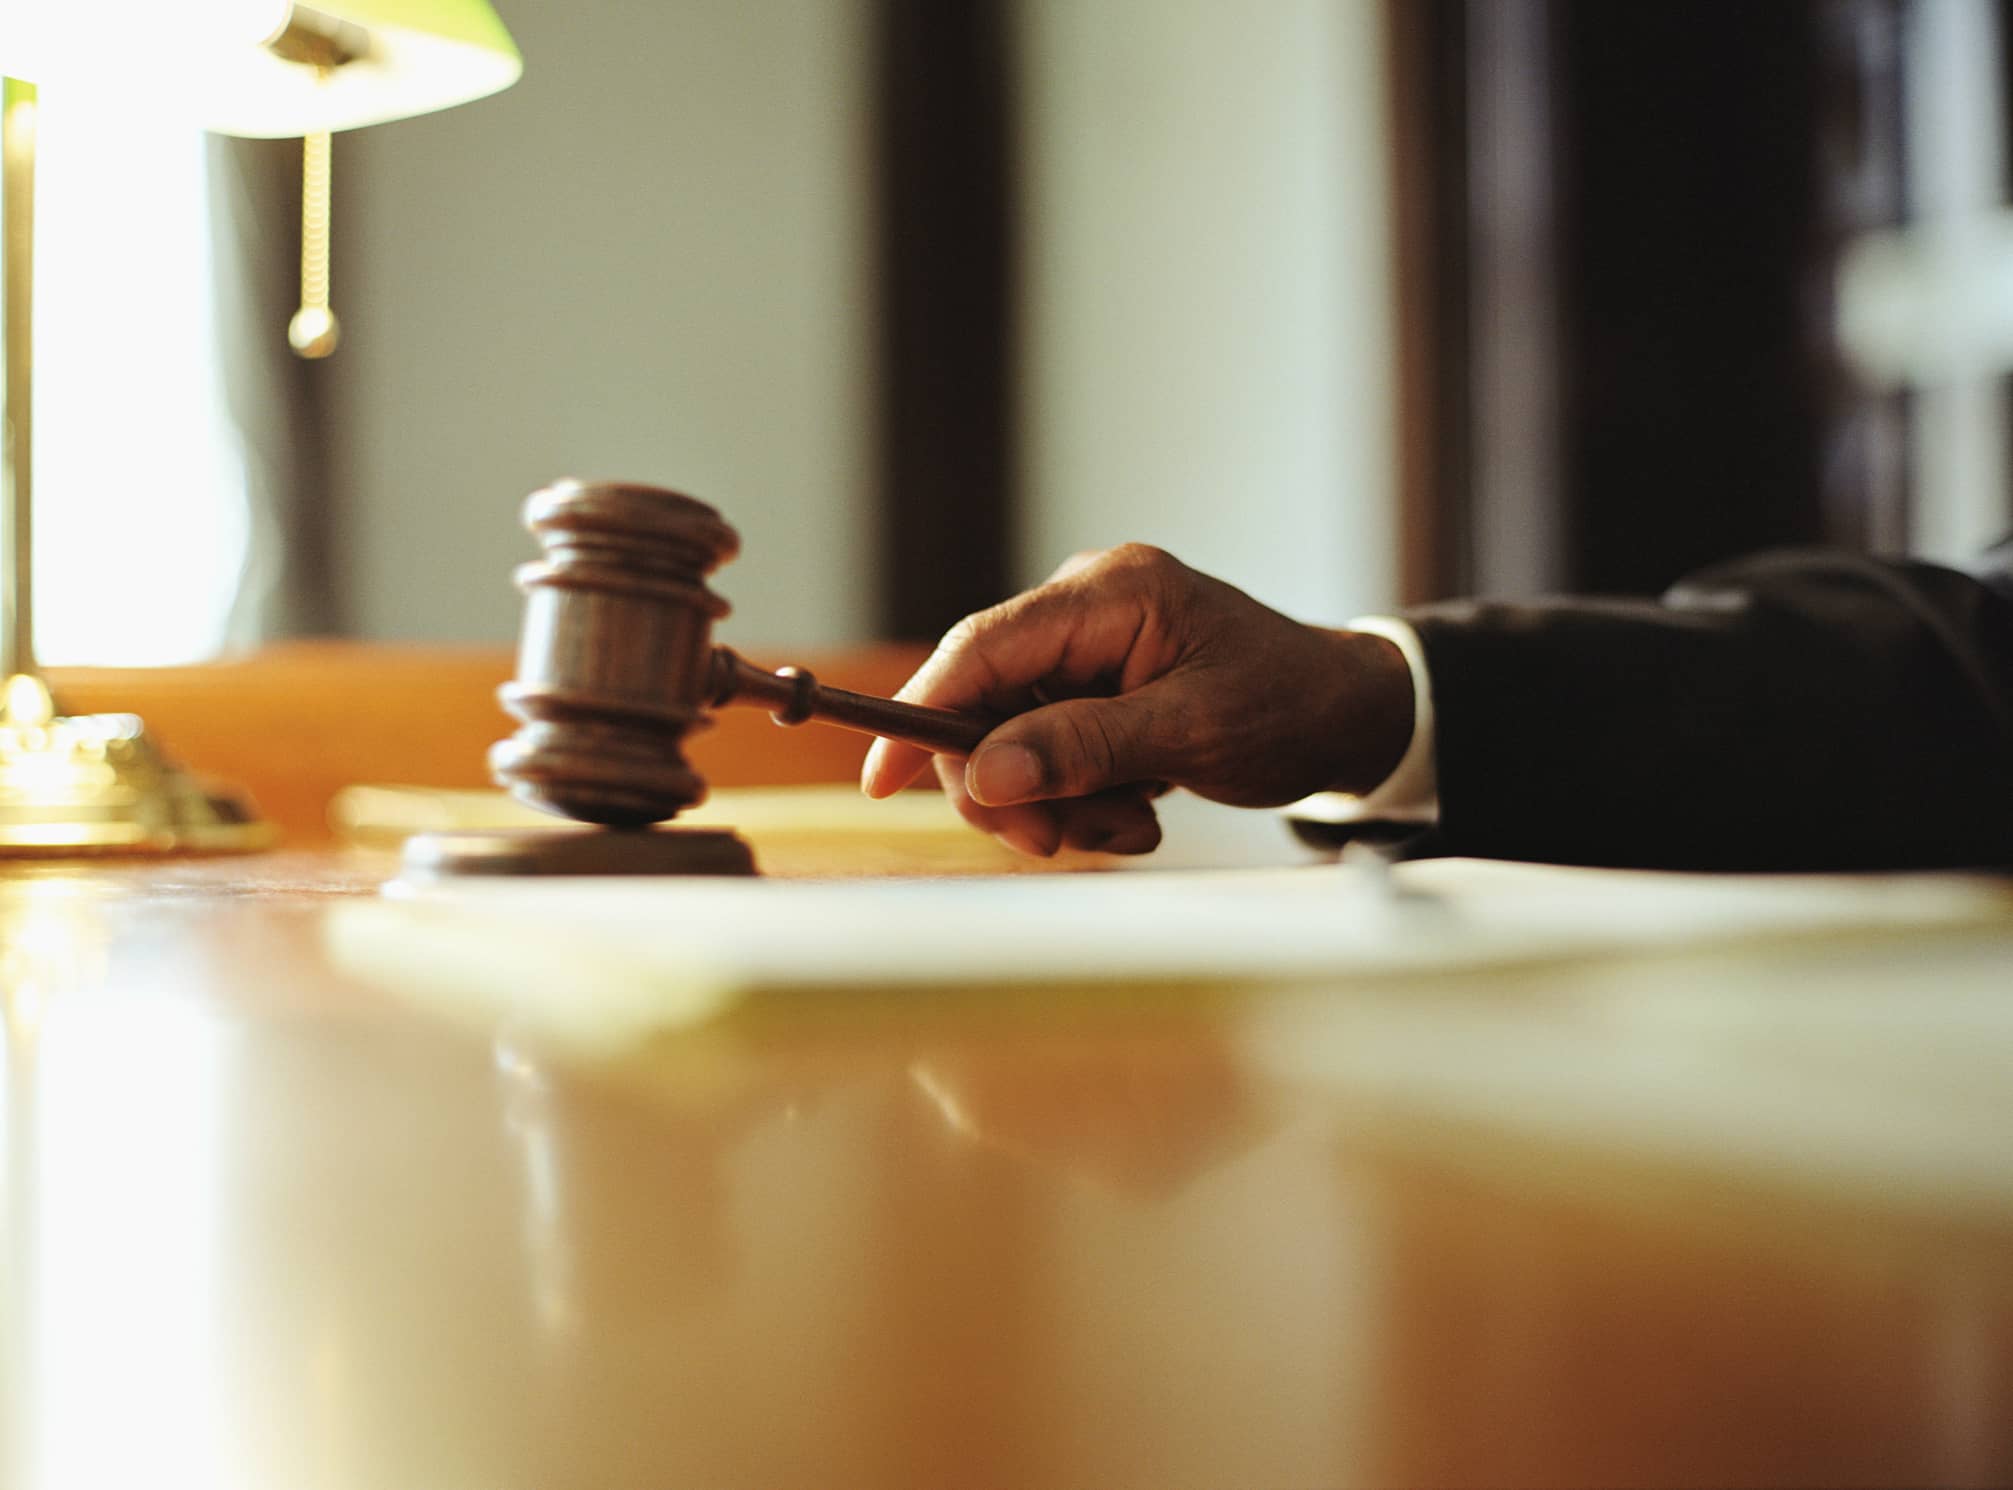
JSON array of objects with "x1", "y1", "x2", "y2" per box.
[{"x1": 4, "y1": 848, "x2": 2012, "y2": 1489}]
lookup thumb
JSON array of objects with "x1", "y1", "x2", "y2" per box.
[{"x1": 966, "y1": 691, "x2": 1178, "y2": 806}]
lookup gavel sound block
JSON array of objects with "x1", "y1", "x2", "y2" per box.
[{"x1": 402, "y1": 479, "x2": 992, "y2": 877}]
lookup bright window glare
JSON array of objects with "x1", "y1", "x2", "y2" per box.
[{"x1": 31, "y1": 91, "x2": 250, "y2": 665}]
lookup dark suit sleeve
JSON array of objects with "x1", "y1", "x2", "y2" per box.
[{"x1": 1403, "y1": 546, "x2": 2013, "y2": 870}]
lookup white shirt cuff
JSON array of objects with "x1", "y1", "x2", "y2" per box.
[{"x1": 1288, "y1": 615, "x2": 1440, "y2": 828}]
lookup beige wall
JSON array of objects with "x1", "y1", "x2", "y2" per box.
[
  {"x1": 323, "y1": 0, "x2": 1399, "y2": 646},
  {"x1": 1015, "y1": 0, "x2": 1397, "y2": 623},
  {"x1": 325, "y1": 0, "x2": 876, "y2": 648}
]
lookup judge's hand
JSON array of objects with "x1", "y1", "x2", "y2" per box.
[{"x1": 860, "y1": 544, "x2": 1414, "y2": 857}]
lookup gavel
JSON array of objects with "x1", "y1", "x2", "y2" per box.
[{"x1": 488, "y1": 477, "x2": 991, "y2": 829}]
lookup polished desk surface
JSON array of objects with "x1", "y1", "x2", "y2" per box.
[{"x1": 4, "y1": 846, "x2": 2013, "y2": 1490}]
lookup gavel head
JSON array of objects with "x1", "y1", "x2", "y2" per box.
[{"x1": 489, "y1": 478, "x2": 739, "y2": 826}]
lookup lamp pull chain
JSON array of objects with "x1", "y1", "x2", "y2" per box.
[{"x1": 288, "y1": 102, "x2": 339, "y2": 358}]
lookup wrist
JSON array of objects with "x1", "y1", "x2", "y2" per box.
[{"x1": 1318, "y1": 627, "x2": 1415, "y2": 795}]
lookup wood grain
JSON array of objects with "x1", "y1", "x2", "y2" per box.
[{"x1": 4, "y1": 848, "x2": 2011, "y2": 1488}]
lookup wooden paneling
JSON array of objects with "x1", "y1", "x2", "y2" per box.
[
  {"x1": 872, "y1": 0, "x2": 1017, "y2": 638},
  {"x1": 47, "y1": 640, "x2": 933, "y2": 845},
  {"x1": 1391, "y1": 1, "x2": 1912, "y2": 601},
  {"x1": 1385, "y1": 0, "x2": 1471, "y2": 605}
]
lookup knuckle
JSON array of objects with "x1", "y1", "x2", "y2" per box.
[
  {"x1": 1098, "y1": 543, "x2": 1192, "y2": 608},
  {"x1": 1108, "y1": 541, "x2": 1179, "y2": 576},
  {"x1": 1055, "y1": 706, "x2": 1125, "y2": 790},
  {"x1": 913, "y1": 608, "x2": 1012, "y2": 701},
  {"x1": 938, "y1": 611, "x2": 987, "y2": 655}
]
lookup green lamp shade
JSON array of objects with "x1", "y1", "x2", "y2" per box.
[
  {"x1": 1, "y1": 1, "x2": 521, "y2": 137},
  {"x1": 206, "y1": 0, "x2": 524, "y2": 138}
]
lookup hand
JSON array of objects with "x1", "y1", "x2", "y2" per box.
[{"x1": 860, "y1": 544, "x2": 1414, "y2": 857}]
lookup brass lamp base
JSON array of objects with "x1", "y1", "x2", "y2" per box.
[
  {"x1": 1, "y1": 88, "x2": 266, "y2": 858},
  {"x1": 0, "y1": 676, "x2": 270, "y2": 856}
]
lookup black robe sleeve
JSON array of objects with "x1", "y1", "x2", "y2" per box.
[{"x1": 1403, "y1": 544, "x2": 2013, "y2": 870}]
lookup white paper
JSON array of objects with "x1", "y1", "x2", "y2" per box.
[{"x1": 389, "y1": 858, "x2": 2010, "y2": 980}]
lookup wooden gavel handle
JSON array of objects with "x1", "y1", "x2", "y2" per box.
[{"x1": 707, "y1": 647, "x2": 994, "y2": 758}]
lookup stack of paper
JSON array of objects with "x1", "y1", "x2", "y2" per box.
[{"x1": 326, "y1": 858, "x2": 2013, "y2": 1053}]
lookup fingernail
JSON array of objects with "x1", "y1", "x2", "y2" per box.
[
  {"x1": 969, "y1": 742, "x2": 1044, "y2": 805},
  {"x1": 1004, "y1": 824, "x2": 1060, "y2": 858},
  {"x1": 860, "y1": 740, "x2": 886, "y2": 796},
  {"x1": 1109, "y1": 823, "x2": 1162, "y2": 855}
]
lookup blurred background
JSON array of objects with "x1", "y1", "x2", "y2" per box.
[{"x1": 14, "y1": 0, "x2": 2013, "y2": 664}]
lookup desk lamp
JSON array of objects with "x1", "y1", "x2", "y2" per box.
[{"x1": 0, "y1": 2, "x2": 520, "y2": 854}]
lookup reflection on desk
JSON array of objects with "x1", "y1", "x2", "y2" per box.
[{"x1": 4, "y1": 848, "x2": 2012, "y2": 1489}]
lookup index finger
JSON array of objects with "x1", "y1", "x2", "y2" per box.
[{"x1": 860, "y1": 576, "x2": 1149, "y2": 798}]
